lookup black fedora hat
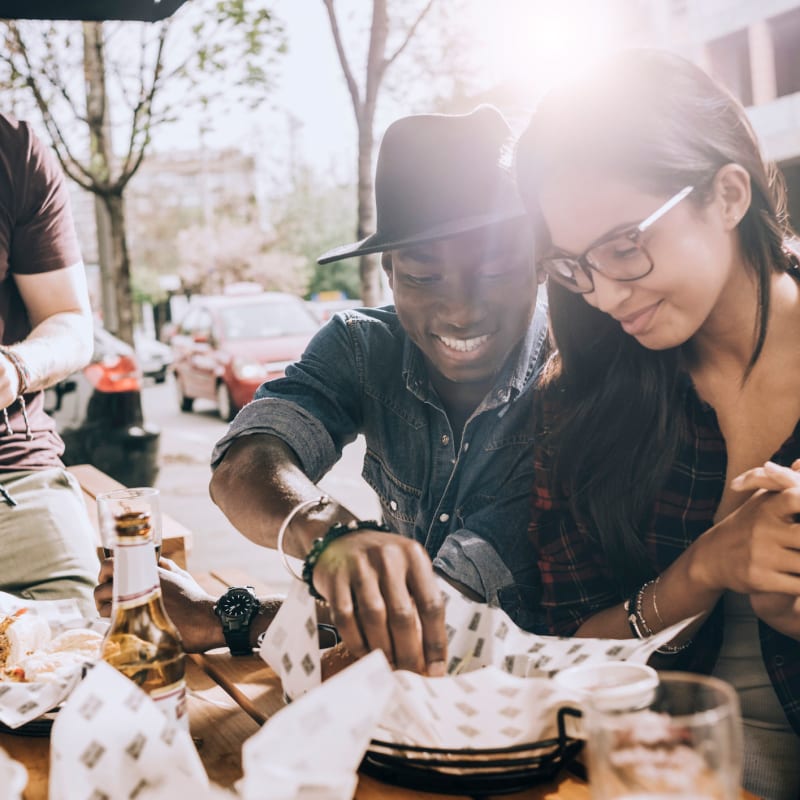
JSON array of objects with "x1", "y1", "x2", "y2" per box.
[{"x1": 318, "y1": 105, "x2": 526, "y2": 264}]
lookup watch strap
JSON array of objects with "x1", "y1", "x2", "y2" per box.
[{"x1": 223, "y1": 625, "x2": 253, "y2": 657}]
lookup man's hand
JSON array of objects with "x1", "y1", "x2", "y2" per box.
[
  {"x1": 94, "y1": 557, "x2": 224, "y2": 653},
  {"x1": 311, "y1": 530, "x2": 447, "y2": 676}
]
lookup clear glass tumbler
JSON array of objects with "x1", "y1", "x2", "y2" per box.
[
  {"x1": 585, "y1": 671, "x2": 743, "y2": 800},
  {"x1": 96, "y1": 486, "x2": 162, "y2": 560}
]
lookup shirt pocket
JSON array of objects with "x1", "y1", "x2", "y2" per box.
[{"x1": 362, "y1": 449, "x2": 422, "y2": 527}]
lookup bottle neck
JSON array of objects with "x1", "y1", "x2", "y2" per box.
[{"x1": 112, "y1": 532, "x2": 160, "y2": 609}]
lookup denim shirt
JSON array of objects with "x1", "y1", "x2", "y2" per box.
[{"x1": 211, "y1": 297, "x2": 549, "y2": 631}]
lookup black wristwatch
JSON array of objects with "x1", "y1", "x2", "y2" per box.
[{"x1": 213, "y1": 586, "x2": 260, "y2": 656}]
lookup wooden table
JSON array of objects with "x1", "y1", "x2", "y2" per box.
[{"x1": 0, "y1": 565, "x2": 759, "y2": 799}]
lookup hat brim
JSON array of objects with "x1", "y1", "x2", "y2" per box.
[{"x1": 317, "y1": 208, "x2": 528, "y2": 265}]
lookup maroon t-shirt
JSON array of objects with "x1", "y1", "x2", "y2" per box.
[{"x1": 0, "y1": 114, "x2": 83, "y2": 471}]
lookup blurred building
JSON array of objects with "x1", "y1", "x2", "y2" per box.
[
  {"x1": 646, "y1": 0, "x2": 800, "y2": 226},
  {"x1": 67, "y1": 146, "x2": 262, "y2": 311}
]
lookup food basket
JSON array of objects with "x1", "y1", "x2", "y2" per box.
[{"x1": 360, "y1": 707, "x2": 584, "y2": 795}]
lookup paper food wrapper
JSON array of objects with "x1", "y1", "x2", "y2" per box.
[
  {"x1": 261, "y1": 576, "x2": 694, "y2": 749},
  {"x1": 49, "y1": 650, "x2": 392, "y2": 800},
  {"x1": 0, "y1": 745, "x2": 27, "y2": 800},
  {"x1": 0, "y1": 592, "x2": 107, "y2": 729},
  {"x1": 50, "y1": 661, "x2": 211, "y2": 800},
  {"x1": 238, "y1": 649, "x2": 393, "y2": 800}
]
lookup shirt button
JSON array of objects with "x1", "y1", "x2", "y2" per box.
[
  {"x1": 775, "y1": 655, "x2": 785, "y2": 668},
  {"x1": 441, "y1": 434, "x2": 450, "y2": 445},
  {"x1": 463, "y1": 442, "x2": 469, "y2": 451},
  {"x1": 389, "y1": 500, "x2": 398, "y2": 511},
  {"x1": 439, "y1": 513, "x2": 450, "y2": 523}
]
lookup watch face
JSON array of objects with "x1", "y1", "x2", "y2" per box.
[{"x1": 218, "y1": 588, "x2": 257, "y2": 618}]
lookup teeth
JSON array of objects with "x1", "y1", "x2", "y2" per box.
[{"x1": 437, "y1": 334, "x2": 490, "y2": 353}]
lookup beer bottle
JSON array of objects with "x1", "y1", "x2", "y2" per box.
[{"x1": 102, "y1": 508, "x2": 187, "y2": 728}]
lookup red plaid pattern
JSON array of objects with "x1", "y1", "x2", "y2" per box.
[{"x1": 528, "y1": 376, "x2": 800, "y2": 735}]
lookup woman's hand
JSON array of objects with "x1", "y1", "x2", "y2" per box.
[
  {"x1": 730, "y1": 459, "x2": 800, "y2": 493},
  {"x1": 723, "y1": 460, "x2": 800, "y2": 639},
  {"x1": 697, "y1": 476, "x2": 800, "y2": 597}
]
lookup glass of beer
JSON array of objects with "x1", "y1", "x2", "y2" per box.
[
  {"x1": 585, "y1": 672, "x2": 742, "y2": 800},
  {"x1": 97, "y1": 487, "x2": 162, "y2": 559}
]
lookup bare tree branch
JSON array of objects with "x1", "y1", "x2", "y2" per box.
[
  {"x1": 384, "y1": 0, "x2": 436, "y2": 71},
  {"x1": 321, "y1": 0, "x2": 361, "y2": 115},
  {"x1": 5, "y1": 24, "x2": 96, "y2": 189},
  {"x1": 117, "y1": 21, "x2": 169, "y2": 186}
]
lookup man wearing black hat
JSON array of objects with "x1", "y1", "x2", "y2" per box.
[{"x1": 98, "y1": 106, "x2": 547, "y2": 674}]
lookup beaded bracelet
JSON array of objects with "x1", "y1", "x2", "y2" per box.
[
  {"x1": 0, "y1": 345, "x2": 30, "y2": 396},
  {"x1": 0, "y1": 346, "x2": 32, "y2": 440},
  {"x1": 302, "y1": 519, "x2": 390, "y2": 601}
]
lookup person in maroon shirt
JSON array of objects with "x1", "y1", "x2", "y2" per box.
[
  {"x1": 516, "y1": 50, "x2": 800, "y2": 798},
  {"x1": 0, "y1": 113, "x2": 97, "y2": 615}
]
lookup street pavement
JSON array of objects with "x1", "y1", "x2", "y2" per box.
[{"x1": 141, "y1": 376, "x2": 380, "y2": 594}]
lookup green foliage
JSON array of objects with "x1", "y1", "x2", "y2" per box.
[
  {"x1": 269, "y1": 166, "x2": 361, "y2": 300},
  {"x1": 132, "y1": 267, "x2": 169, "y2": 306}
]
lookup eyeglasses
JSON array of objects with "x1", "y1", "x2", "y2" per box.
[{"x1": 538, "y1": 186, "x2": 694, "y2": 294}]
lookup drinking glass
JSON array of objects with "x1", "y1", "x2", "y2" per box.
[
  {"x1": 585, "y1": 672, "x2": 742, "y2": 800},
  {"x1": 97, "y1": 487, "x2": 162, "y2": 559}
]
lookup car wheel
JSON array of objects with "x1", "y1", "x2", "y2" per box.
[
  {"x1": 176, "y1": 375, "x2": 194, "y2": 412},
  {"x1": 216, "y1": 381, "x2": 238, "y2": 422}
]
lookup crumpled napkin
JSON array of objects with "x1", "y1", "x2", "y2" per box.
[
  {"x1": 0, "y1": 592, "x2": 107, "y2": 729},
  {"x1": 49, "y1": 661, "x2": 209, "y2": 800},
  {"x1": 237, "y1": 649, "x2": 393, "y2": 800},
  {"x1": 260, "y1": 575, "x2": 694, "y2": 749}
]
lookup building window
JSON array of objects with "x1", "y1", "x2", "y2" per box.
[
  {"x1": 769, "y1": 8, "x2": 800, "y2": 98},
  {"x1": 707, "y1": 29, "x2": 753, "y2": 107}
]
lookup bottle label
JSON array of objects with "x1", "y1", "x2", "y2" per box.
[
  {"x1": 151, "y1": 678, "x2": 188, "y2": 729},
  {"x1": 114, "y1": 541, "x2": 159, "y2": 608}
]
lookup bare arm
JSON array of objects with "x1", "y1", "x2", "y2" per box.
[
  {"x1": 209, "y1": 433, "x2": 356, "y2": 555},
  {"x1": 210, "y1": 433, "x2": 447, "y2": 674},
  {"x1": 0, "y1": 263, "x2": 93, "y2": 407},
  {"x1": 577, "y1": 471, "x2": 800, "y2": 643}
]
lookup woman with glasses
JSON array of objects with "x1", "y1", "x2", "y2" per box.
[{"x1": 516, "y1": 49, "x2": 800, "y2": 798}]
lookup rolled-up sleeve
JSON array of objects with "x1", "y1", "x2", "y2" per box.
[
  {"x1": 211, "y1": 314, "x2": 364, "y2": 481},
  {"x1": 433, "y1": 531, "x2": 514, "y2": 603}
]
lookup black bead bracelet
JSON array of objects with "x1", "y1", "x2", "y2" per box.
[{"x1": 301, "y1": 519, "x2": 390, "y2": 600}]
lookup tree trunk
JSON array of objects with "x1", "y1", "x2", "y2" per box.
[
  {"x1": 83, "y1": 22, "x2": 137, "y2": 345},
  {"x1": 356, "y1": 118, "x2": 381, "y2": 306},
  {"x1": 104, "y1": 192, "x2": 135, "y2": 345}
]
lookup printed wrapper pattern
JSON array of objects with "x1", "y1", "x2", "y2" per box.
[
  {"x1": 260, "y1": 576, "x2": 694, "y2": 749},
  {"x1": 0, "y1": 592, "x2": 108, "y2": 729},
  {"x1": 49, "y1": 661, "x2": 213, "y2": 800},
  {"x1": 238, "y1": 650, "x2": 393, "y2": 800}
]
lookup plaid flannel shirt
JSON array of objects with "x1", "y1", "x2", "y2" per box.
[{"x1": 529, "y1": 375, "x2": 800, "y2": 736}]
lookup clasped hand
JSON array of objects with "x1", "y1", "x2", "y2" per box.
[{"x1": 707, "y1": 459, "x2": 800, "y2": 636}]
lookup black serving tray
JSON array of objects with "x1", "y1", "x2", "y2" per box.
[{"x1": 360, "y1": 707, "x2": 583, "y2": 796}]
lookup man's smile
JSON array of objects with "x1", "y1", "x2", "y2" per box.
[{"x1": 434, "y1": 333, "x2": 492, "y2": 353}]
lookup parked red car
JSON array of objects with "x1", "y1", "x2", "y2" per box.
[{"x1": 168, "y1": 291, "x2": 320, "y2": 421}]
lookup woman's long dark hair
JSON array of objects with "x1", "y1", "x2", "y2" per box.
[{"x1": 515, "y1": 49, "x2": 793, "y2": 592}]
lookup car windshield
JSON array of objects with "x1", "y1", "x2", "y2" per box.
[{"x1": 218, "y1": 300, "x2": 318, "y2": 340}]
